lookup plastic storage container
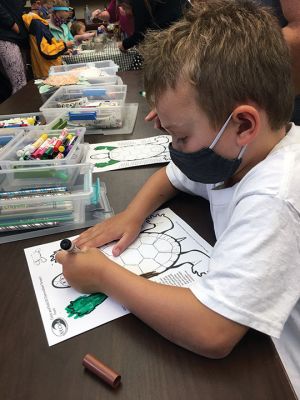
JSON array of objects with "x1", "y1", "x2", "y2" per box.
[
  {"x1": 0, "y1": 127, "x2": 86, "y2": 169},
  {"x1": 0, "y1": 163, "x2": 93, "y2": 229},
  {"x1": 40, "y1": 84, "x2": 127, "y2": 127},
  {"x1": 48, "y1": 60, "x2": 120, "y2": 87},
  {"x1": 46, "y1": 103, "x2": 139, "y2": 135},
  {"x1": 0, "y1": 112, "x2": 47, "y2": 134},
  {"x1": 49, "y1": 60, "x2": 119, "y2": 75}
]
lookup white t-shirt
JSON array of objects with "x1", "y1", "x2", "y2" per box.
[{"x1": 166, "y1": 123, "x2": 300, "y2": 397}]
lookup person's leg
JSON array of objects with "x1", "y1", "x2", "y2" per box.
[{"x1": 0, "y1": 40, "x2": 27, "y2": 94}]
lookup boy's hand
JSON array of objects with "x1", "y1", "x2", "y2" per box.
[
  {"x1": 74, "y1": 211, "x2": 142, "y2": 256},
  {"x1": 66, "y1": 40, "x2": 74, "y2": 48},
  {"x1": 55, "y1": 247, "x2": 110, "y2": 293},
  {"x1": 145, "y1": 109, "x2": 164, "y2": 130}
]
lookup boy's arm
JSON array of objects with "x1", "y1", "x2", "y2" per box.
[
  {"x1": 76, "y1": 166, "x2": 178, "y2": 250},
  {"x1": 281, "y1": 0, "x2": 300, "y2": 94},
  {"x1": 125, "y1": 166, "x2": 178, "y2": 221},
  {"x1": 56, "y1": 248, "x2": 248, "y2": 358}
]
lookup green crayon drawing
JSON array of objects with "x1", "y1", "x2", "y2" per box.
[{"x1": 66, "y1": 293, "x2": 108, "y2": 319}]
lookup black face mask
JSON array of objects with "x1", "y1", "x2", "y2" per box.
[{"x1": 169, "y1": 115, "x2": 246, "y2": 184}]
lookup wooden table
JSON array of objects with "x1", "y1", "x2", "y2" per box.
[{"x1": 0, "y1": 71, "x2": 296, "y2": 400}]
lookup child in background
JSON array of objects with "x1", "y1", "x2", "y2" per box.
[
  {"x1": 39, "y1": 0, "x2": 54, "y2": 19},
  {"x1": 70, "y1": 21, "x2": 95, "y2": 45},
  {"x1": 49, "y1": 0, "x2": 74, "y2": 47},
  {"x1": 30, "y1": 0, "x2": 53, "y2": 19},
  {"x1": 30, "y1": 0, "x2": 41, "y2": 14},
  {"x1": 22, "y1": 10, "x2": 68, "y2": 78},
  {"x1": 56, "y1": 1, "x2": 300, "y2": 397},
  {"x1": 92, "y1": 0, "x2": 134, "y2": 39}
]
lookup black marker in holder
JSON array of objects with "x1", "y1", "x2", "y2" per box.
[{"x1": 60, "y1": 238, "x2": 80, "y2": 253}]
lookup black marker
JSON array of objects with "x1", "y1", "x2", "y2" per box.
[{"x1": 60, "y1": 238, "x2": 80, "y2": 253}]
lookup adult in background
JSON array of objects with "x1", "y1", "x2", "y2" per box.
[
  {"x1": 92, "y1": 0, "x2": 134, "y2": 39},
  {"x1": 116, "y1": 0, "x2": 189, "y2": 51},
  {"x1": 0, "y1": 0, "x2": 28, "y2": 95}
]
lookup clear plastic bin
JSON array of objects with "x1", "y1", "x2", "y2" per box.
[
  {"x1": 49, "y1": 65, "x2": 119, "y2": 85},
  {"x1": 40, "y1": 84, "x2": 127, "y2": 127},
  {"x1": 0, "y1": 163, "x2": 93, "y2": 228},
  {"x1": 49, "y1": 60, "x2": 118, "y2": 75},
  {"x1": 0, "y1": 127, "x2": 86, "y2": 169},
  {"x1": 0, "y1": 112, "x2": 47, "y2": 134},
  {"x1": 48, "y1": 60, "x2": 119, "y2": 85},
  {"x1": 47, "y1": 103, "x2": 139, "y2": 135}
]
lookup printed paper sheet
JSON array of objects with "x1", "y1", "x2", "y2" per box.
[
  {"x1": 85, "y1": 135, "x2": 171, "y2": 172},
  {"x1": 24, "y1": 208, "x2": 212, "y2": 346}
]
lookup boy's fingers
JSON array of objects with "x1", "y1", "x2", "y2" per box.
[
  {"x1": 55, "y1": 249, "x2": 66, "y2": 264},
  {"x1": 112, "y1": 233, "x2": 135, "y2": 257}
]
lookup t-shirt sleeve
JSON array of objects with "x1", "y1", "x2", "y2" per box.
[
  {"x1": 166, "y1": 161, "x2": 209, "y2": 199},
  {"x1": 190, "y1": 194, "x2": 300, "y2": 338}
]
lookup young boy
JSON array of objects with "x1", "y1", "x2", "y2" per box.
[
  {"x1": 23, "y1": 9, "x2": 68, "y2": 78},
  {"x1": 30, "y1": 0, "x2": 53, "y2": 18},
  {"x1": 56, "y1": 0, "x2": 300, "y2": 396},
  {"x1": 49, "y1": 0, "x2": 74, "y2": 45}
]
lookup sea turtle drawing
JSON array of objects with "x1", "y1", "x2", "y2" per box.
[
  {"x1": 102, "y1": 213, "x2": 210, "y2": 279},
  {"x1": 89, "y1": 135, "x2": 170, "y2": 168}
]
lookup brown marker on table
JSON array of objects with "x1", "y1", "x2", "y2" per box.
[{"x1": 82, "y1": 353, "x2": 121, "y2": 388}]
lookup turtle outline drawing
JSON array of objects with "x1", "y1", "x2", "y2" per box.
[
  {"x1": 89, "y1": 135, "x2": 170, "y2": 168},
  {"x1": 102, "y1": 212, "x2": 210, "y2": 279}
]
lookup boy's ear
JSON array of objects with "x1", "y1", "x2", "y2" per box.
[{"x1": 231, "y1": 105, "x2": 260, "y2": 145}]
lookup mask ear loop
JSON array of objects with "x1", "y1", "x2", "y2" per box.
[
  {"x1": 209, "y1": 113, "x2": 233, "y2": 149},
  {"x1": 237, "y1": 144, "x2": 247, "y2": 159}
]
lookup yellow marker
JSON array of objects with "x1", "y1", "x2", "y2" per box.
[
  {"x1": 27, "y1": 117, "x2": 36, "y2": 125},
  {"x1": 29, "y1": 133, "x2": 48, "y2": 152},
  {"x1": 58, "y1": 134, "x2": 73, "y2": 152}
]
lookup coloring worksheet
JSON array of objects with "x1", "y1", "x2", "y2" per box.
[
  {"x1": 85, "y1": 135, "x2": 171, "y2": 172},
  {"x1": 24, "y1": 208, "x2": 212, "y2": 346}
]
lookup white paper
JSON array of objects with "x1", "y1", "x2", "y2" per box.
[
  {"x1": 85, "y1": 135, "x2": 171, "y2": 172},
  {"x1": 24, "y1": 208, "x2": 212, "y2": 346}
]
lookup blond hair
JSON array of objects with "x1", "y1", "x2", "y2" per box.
[
  {"x1": 71, "y1": 21, "x2": 85, "y2": 36},
  {"x1": 141, "y1": 0, "x2": 293, "y2": 130},
  {"x1": 53, "y1": 0, "x2": 68, "y2": 7}
]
